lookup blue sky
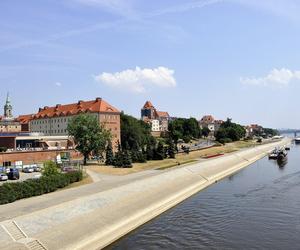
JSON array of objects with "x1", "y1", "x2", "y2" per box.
[{"x1": 1, "y1": 0, "x2": 300, "y2": 128}]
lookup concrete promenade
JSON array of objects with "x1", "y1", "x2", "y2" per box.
[{"x1": 0, "y1": 139, "x2": 290, "y2": 250}]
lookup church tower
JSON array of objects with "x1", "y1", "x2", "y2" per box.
[{"x1": 4, "y1": 92, "x2": 13, "y2": 119}]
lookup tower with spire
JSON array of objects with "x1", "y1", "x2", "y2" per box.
[{"x1": 4, "y1": 92, "x2": 13, "y2": 119}]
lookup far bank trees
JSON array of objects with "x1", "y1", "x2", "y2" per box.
[
  {"x1": 215, "y1": 118, "x2": 246, "y2": 143},
  {"x1": 168, "y1": 117, "x2": 202, "y2": 143}
]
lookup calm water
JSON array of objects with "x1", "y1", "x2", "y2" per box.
[{"x1": 107, "y1": 142, "x2": 300, "y2": 250}]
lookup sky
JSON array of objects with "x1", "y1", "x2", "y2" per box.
[{"x1": 1, "y1": 0, "x2": 300, "y2": 129}]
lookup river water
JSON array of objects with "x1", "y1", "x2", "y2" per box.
[{"x1": 107, "y1": 142, "x2": 300, "y2": 250}]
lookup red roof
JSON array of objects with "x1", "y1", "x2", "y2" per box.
[
  {"x1": 200, "y1": 115, "x2": 215, "y2": 123},
  {"x1": 33, "y1": 98, "x2": 120, "y2": 119},
  {"x1": 16, "y1": 114, "x2": 34, "y2": 124},
  {"x1": 143, "y1": 101, "x2": 154, "y2": 109},
  {"x1": 156, "y1": 111, "x2": 169, "y2": 118}
]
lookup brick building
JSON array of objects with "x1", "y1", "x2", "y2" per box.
[
  {"x1": 29, "y1": 97, "x2": 121, "y2": 148},
  {"x1": 141, "y1": 101, "x2": 170, "y2": 136},
  {"x1": 199, "y1": 115, "x2": 224, "y2": 135}
]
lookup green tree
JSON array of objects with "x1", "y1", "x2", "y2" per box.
[
  {"x1": 154, "y1": 141, "x2": 165, "y2": 160},
  {"x1": 167, "y1": 138, "x2": 176, "y2": 158},
  {"x1": 113, "y1": 150, "x2": 123, "y2": 167},
  {"x1": 43, "y1": 161, "x2": 59, "y2": 177},
  {"x1": 202, "y1": 127, "x2": 210, "y2": 137},
  {"x1": 120, "y1": 113, "x2": 155, "y2": 163},
  {"x1": 67, "y1": 114, "x2": 111, "y2": 165},
  {"x1": 146, "y1": 141, "x2": 155, "y2": 160},
  {"x1": 168, "y1": 117, "x2": 201, "y2": 143},
  {"x1": 215, "y1": 118, "x2": 246, "y2": 143},
  {"x1": 105, "y1": 141, "x2": 114, "y2": 165},
  {"x1": 123, "y1": 150, "x2": 132, "y2": 168}
]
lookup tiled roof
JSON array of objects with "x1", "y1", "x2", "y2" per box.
[
  {"x1": 143, "y1": 101, "x2": 155, "y2": 109},
  {"x1": 200, "y1": 115, "x2": 215, "y2": 123},
  {"x1": 32, "y1": 97, "x2": 120, "y2": 119},
  {"x1": 156, "y1": 111, "x2": 169, "y2": 118},
  {"x1": 16, "y1": 114, "x2": 34, "y2": 124}
]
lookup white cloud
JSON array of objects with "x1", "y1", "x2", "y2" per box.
[
  {"x1": 94, "y1": 66, "x2": 176, "y2": 93},
  {"x1": 240, "y1": 68, "x2": 300, "y2": 87},
  {"x1": 55, "y1": 82, "x2": 62, "y2": 87}
]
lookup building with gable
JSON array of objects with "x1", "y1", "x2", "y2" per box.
[
  {"x1": 199, "y1": 115, "x2": 224, "y2": 135},
  {"x1": 141, "y1": 101, "x2": 170, "y2": 135}
]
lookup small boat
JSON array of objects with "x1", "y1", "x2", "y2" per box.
[
  {"x1": 295, "y1": 138, "x2": 300, "y2": 144},
  {"x1": 277, "y1": 151, "x2": 287, "y2": 161},
  {"x1": 269, "y1": 147, "x2": 287, "y2": 160},
  {"x1": 269, "y1": 149, "x2": 279, "y2": 159},
  {"x1": 285, "y1": 146, "x2": 290, "y2": 151}
]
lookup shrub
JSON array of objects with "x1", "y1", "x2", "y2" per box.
[
  {"x1": 43, "y1": 161, "x2": 60, "y2": 177},
  {"x1": 219, "y1": 138, "x2": 232, "y2": 144},
  {"x1": 0, "y1": 171, "x2": 83, "y2": 205}
]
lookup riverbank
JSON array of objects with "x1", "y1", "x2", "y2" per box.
[
  {"x1": 0, "y1": 138, "x2": 290, "y2": 250},
  {"x1": 87, "y1": 140, "x2": 259, "y2": 175}
]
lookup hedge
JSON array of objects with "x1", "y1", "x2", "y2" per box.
[{"x1": 0, "y1": 171, "x2": 83, "y2": 205}]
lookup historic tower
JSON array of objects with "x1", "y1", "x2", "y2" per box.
[{"x1": 4, "y1": 92, "x2": 13, "y2": 119}]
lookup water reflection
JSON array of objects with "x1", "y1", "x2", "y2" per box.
[{"x1": 277, "y1": 158, "x2": 288, "y2": 168}]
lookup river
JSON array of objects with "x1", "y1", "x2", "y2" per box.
[{"x1": 107, "y1": 141, "x2": 300, "y2": 250}]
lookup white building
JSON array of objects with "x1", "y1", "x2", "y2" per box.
[{"x1": 151, "y1": 119, "x2": 160, "y2": 132}]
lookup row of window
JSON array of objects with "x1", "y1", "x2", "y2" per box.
[
  {"x1": 31, "y1": 118, "x2": 72, "y2": 125},
  {"x1": 0, "y1": 126, "x2": 19, "y2": 129},
  {"x1": 102, "y1": 115, "x2": 118, "y2": 120},
  {"x1": 31, "y1": 114, "x2": 117, "y2": 125},
  {"x1": 33, "y1": 129, "x2": 67, "y2": 134}
]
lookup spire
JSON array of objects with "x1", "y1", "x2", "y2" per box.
[
  {"x1": 4, "y1": 92, "x2": 13, "y2": 118},
  {"x1": 6, "y1": 92, "x2": 11, "y2": 105}
]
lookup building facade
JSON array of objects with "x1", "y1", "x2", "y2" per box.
[
  {"x1": 199, "y1": 115, "x2": 224, "y2": 135},
  {"x1": 141, "y1": 101, "x2": 170, "y2": 135},
  {"x1": 29, "y1": 98, "x2": 121, "y2": 148}
]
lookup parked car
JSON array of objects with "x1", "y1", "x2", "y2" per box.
[
  {"x1": 33, "y1": 166, "x2": 41, "y2": 172},
  {"x1": 23, "y1": 167, "x2": 34, "y2": 173},
  {"x1": 32, "y1": 165, "x2": 41, "y2": 172},
  {"x1": 0, "y1": 173, "x2": 8, "y2": 181},
  {"x1": 7, "y1": 168, "x2": 20, "y2": 180},
  {"x1": 62, "y1": 166, "x2": 76, "y2": 173}
]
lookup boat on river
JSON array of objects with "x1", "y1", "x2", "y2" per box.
[
  {"x1": 269, "y1": 149, "x2": 279, "y2": 159},
  {"x1": 295, "y1": 138, "x2": 300, "y2": 144},
  {"x1": 277, "y1": 150, "x2": 287, "y2": 161},
  {"x1": 269, "y1": 147, "x2": 287, "y2": 160}
]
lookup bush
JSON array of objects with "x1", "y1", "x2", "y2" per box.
[
  {"x1": 219, "y1": 138, "x2": 232, "y2": 144},
  {"x1": 43, "y1": 161, "x2": 60, "y2": 177},
  {"x1": 0, "y1": 171, "x2": 83, "y2": 205}
]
